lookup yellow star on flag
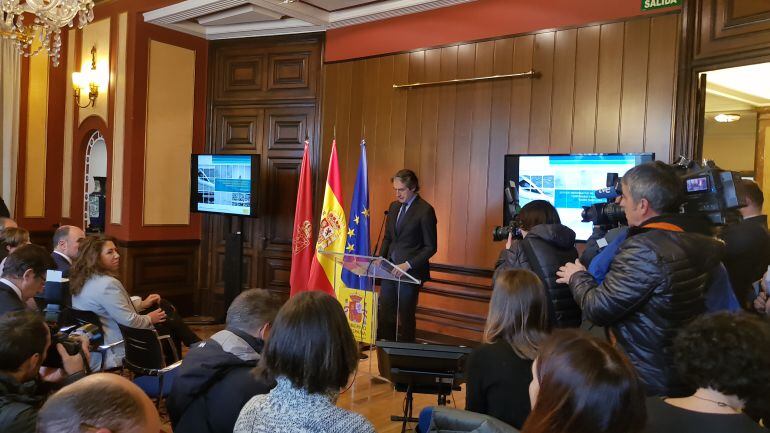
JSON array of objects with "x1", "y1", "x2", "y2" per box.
[
  {"x1": 346, "y1": 243, "x2": 354, "y2": 252},
  {"x1": 362, "y1": 208, "x2": 370, "y2": 217},
  {"x1": 348, "y1": 228, "x2": 355, "y2": 237},
  {"x1": 354, "y1": 215, "x2": 360, "y2": 224}
]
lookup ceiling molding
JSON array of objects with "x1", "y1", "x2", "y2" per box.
[{"x1": 144, "y1": 0, "x2": 477, "y2": 40}]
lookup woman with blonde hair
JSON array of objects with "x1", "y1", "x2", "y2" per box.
[{"x1": 465, "y1": 269, "x2": 550, "y2": 429}]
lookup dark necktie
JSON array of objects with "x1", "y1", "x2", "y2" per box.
[{"x1": 396, "y1": 203, "x2": 407, "y2": 232}]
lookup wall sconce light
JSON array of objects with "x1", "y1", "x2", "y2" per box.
[{"x1": 72, "y1": 46, "x2": 107, "y2": 108}]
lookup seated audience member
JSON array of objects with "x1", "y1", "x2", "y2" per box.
[
  {"x1": 719, "y1": 180, "x2": 770, "y2": 309},
  {"x1": 50, "y1": 226, "x2": 85, "y2": 278},
  {"x1": 494, "y1": 200, "x2": 581, "y2": 328},
  {"x1": 466, "y1": 269, "x2": 549, "y2": 429},
  {"x1": 37, "y1": 373, "x2": 161, "y2": 433},
  {"x1": 0, "y1": 227, "x2": 31, "y2": 276},
  {"x1": 168, "y1": 288, "x2": 282, "y2": 433},
  {"x1": 0, "y1": 217, "x2": 17, "y2": 231},
  {"x1": 0, "y1": 310, "x2": 89, "y2": 433},
  {"x1": 557, "y1": 161, "x2": 724, "y2": 397},
  {"x1": 70, "y1": 236, "x2": 199, "y2": 369},
  {"x1": 645, "y1": 312, "x2": 769, "y2": 432},
  {"x1": 233, "y1": 291, "x2": 374, "y2": 433},
  {"x1": 0, "y1": 245, "x2": 55, "y2": 316},
  {"x1": 523, "y1": 329, "x2": 646, "y2": 433}
]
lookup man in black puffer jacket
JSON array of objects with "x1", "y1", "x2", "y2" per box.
[
  {"x1": 557, "y1": 161, "x2": 724, "y2": 397},
  {"x1": 494, "y1": 200, "x2": 581, "y2": 328},
  {"x1": 167, "y1": 289, "x2": 281, "y2": 433}
]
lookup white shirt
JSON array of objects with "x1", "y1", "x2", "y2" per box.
[
  {"x1": 53, "y1": 250, "x2": 73, "y2": 264},
  {"x1": 0, "y1": 277, "x2": 22, "y2": 301}
]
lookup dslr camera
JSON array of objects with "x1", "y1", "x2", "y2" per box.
[
  {"x1": 492, "y1": 186, "x2": 523, "y2": 241},
  {"x1": 43, "y1": 315, "x2": 102, "y2": 369}
]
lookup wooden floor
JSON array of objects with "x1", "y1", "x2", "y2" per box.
[{"x1": 338, "y1": 351, "x2": 467, "y2": 433}]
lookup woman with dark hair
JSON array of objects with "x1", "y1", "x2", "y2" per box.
[
  {"x1": 494, "y1": 200, "x2": 580, "y2": 327},
  {"x1": 644, "y1": 312, "x2": 768, "y2": 432},
  {"x1": 70, "y1": 236, "x2": 199, "y2": 369},
  {"x1": 234, "y1": 291, "x2": 374, "y2": 433},
  {"x1": 523, "y1": 329, "x2": 646, "y2": 433},
  {"x1": 465, "y1": 269, "x2": 549, "y2": 429}
]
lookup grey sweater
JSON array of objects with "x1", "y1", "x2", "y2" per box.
[{"x1": 233, "y1": 376, "x2": 375, "y2": 433}]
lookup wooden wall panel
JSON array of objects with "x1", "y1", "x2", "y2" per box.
[
  {"x1": 695, "y1": 0, "x2": 770, "y2": 61},
  {"x1": 322, "y1": 13, "x2": 679, "y2": 343}
]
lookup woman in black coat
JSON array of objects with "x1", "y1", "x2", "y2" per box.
[{"x1": 493, "y1": 200, "x2": 581, "y2": 328}]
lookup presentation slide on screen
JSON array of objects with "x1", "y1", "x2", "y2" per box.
[
  {"x1": 196, "y1": 155, "x2": 252, "y2": 215},
  {"x1": 516, "y1": 155, "x2": 649, "y2": 240}
]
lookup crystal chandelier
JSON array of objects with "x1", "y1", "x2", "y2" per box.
[{"x1": 0, "y1": 0, "x2": 95, "y2": 67}]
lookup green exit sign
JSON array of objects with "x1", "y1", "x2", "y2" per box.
[{"x1": 641, "y1": 0, "x2": 681, "y2": 11}]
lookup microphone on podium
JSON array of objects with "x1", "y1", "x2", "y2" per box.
[{"x1": 372, "y1": 210, "x2": 389, "y2": 257}]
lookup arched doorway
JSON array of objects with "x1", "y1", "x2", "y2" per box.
[{"x1": 83, "y1": 131, "x2": 107, "y2": 233}]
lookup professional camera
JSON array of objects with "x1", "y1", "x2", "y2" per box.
[
  {"x1": 493, "y1": 185, "x2": 522, "y2": 241},
  {"x1": 671, "y1": 156, "x2": 746, "y2": 225},
  {"x1": 581, "y1": 173, "x2": 627, "y2": 229},
  {"x1": 43, "y1": 322, "x2": 102, "y2": 368},
  {"x1": 492, "y1": 219, "x2": 523, "y2": 242}
]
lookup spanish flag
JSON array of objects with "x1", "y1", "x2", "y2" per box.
[{"x1": 306, "y1": 140, "x2": 347, "y2": 295}]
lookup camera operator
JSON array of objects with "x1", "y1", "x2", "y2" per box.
[
  {"x1": 494, "y1": 200, "x2": 581, "y2": 328},
  {"x1": 0, "y1": 310, "x2": 89, "y2": 433},
  {"x1": 556, "y1": 161, "x2": 724, "y2": 397},
  {"x1": 718, "y1": 180, "x2": 770, "y2": 310}
]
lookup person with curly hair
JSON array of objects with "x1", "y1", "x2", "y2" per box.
[
  {"x1": 0, "y1": 227, "x2": 30, "y2": 276},
  {"x1": 522, "y1": 329, "x2": 646, "y2": 433},
  {"x1": 69, "y1": 236, "x2": 199, "y2": 369},
  {"x1": 644, "y1": 312, "x2": 769, "y2": 432}
]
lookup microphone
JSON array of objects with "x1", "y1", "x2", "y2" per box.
[{"x1": 372, "y1": 210, "x2": 389, "y2": 257}]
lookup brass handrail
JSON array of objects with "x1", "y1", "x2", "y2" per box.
[{"x1": 393, "y1": 70, "x2": 539, "y2": 89}]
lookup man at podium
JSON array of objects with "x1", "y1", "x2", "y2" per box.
[{"x1": 378, "y1": 169, "x2": 437, "y2": 342}]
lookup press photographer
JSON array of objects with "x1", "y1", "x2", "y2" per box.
[
  {"x1": 556, "y1": 160, "x2": 726, "y2": 397},
  {"x1": 493, "y1": 200, "x2": 581, "y2": 328},
  {"x1": 0, "y1": 310, "x2": 89, "y2": 433}
]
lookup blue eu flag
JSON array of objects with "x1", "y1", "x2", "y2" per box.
[{"x1": 341, "y1": 140, "x2": 371, "y2": 290}]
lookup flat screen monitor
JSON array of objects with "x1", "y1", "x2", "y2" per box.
[
  {"x1": 190, "y1": 154, "x2": 259, "y2": 217},
  {"x1": 506, "y1": 153, "x2": 654, "y2": 241}
]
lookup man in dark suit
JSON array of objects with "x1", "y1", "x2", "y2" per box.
[
  {"x1": 378, "y1": 169, "x2": 437, "y2": 342},
  {"x1": 0, "y1": 245, "x2": 55, "y2": 316},
  {"x1": 720, "y1": 180, "x2": 770, "y2": 309},
  {"x1": 51, "y1": 226, "x2": 85, "y2": 278}
]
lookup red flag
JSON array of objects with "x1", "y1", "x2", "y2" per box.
[
  {"x1": 289, "y1": 141, "x2": 314, "y2": 296},
  {"x1": 306, "y1": 140, "x2": 347, "y2": 295}
]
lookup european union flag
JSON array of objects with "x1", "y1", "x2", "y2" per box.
[{"x1": 341, "y1": 140, "x2": 371, "y2": 290}]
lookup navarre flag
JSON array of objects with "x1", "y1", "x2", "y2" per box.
[
  {"x1": 338, "y1": 140, "x2": 376, "y2": 344},
  {"x1": 289, "y1": 140, "x2": 314, "y2": 297},
  {"x1": 306, "y1": 140, "x2": 347, "y2": 295}
]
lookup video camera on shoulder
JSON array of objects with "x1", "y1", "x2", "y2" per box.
[
  {"x1": 581, "y1": 173, "x2": 627, "y2": 230},
  {"x1": 581, "y1": 157, "x2": 746, "y2": 229}
]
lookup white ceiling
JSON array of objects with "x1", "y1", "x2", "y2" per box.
[
  {"x1": 144, "y1": 0, "x2": 476, "y2": 40},
  {"x1": 704, "y1": 62, "x2": 770, "y2": 109}
]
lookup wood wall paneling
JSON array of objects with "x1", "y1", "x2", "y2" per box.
[
  {"x1": 203, "y1": 36, "x2": 322, "y2": 317},
  {"x1": 696, "y1": 0, "x2": 770, "y2": 61},
  {"x1": 322, "y1": 13, "x2": 681, "y2": 342}
]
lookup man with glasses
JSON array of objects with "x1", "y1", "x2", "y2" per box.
[{"x1": 0, "y1": 245, "x2": 56, "y2": 316}]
